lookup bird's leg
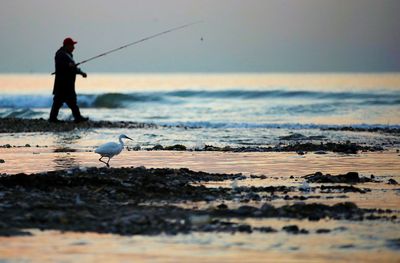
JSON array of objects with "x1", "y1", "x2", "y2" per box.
[
  {"x1": 99, "y1": 157, "x2": 109, "y2": 167},
  {"x1": 106, "y1": 157, "x2": 111, "y2": 168}
]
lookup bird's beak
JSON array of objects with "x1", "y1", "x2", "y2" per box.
[{"x1": 126, "y1": 136, "x2": 133, "y2": 140}]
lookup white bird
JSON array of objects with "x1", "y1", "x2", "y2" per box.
[{"x1": 95, "y1": 134, "x2": 133, "y2": 167}]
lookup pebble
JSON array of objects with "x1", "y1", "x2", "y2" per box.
[
  {"x1": 190, "y1": 215, "x2": 211, "y2": 225},
  {"x1": 316, "y1": 229, "x2": 331, "y2": 234},
  {"x1": 237, "y1": 224, "x2": 252, "y2": 233},
  {"x1": 282, "y1": 225, "x2": 309, "y2": 234},
  {"x1": 217, "y1": 203, "x2": 228, "y2": 210},
  {"x1": 388, "y1": 179, "x2": 398, "y2": 185}
]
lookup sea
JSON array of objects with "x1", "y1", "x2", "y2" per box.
[{"x1": 1, "y1": 73, "x2": 400, "y2": 148}]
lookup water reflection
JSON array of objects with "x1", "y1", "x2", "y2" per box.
[
  {"x1": 52, "y1": 133, "x2": 82, "y2": 169},
  {"x1": 53, "y1": 153, "x2": 78, "y2": 169}
]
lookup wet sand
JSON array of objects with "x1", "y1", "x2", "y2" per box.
[{"x1": 0, "y1": 229, "x2": 398, "y2": 263}]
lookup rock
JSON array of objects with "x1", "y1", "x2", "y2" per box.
[
  {"x1": 282, "y1": 225, "x2": 299, "y2": 233},
  {"x1": 236, "y1": 205, "x2": 259, "y2": 216},
  {"x1": 117, "y1": 214, "x2": 148, "y2": 225},
  {"x1": 388, "y1": 179, "x2": 398, "y2": 185},
  {"x1": 308, "y1": 214, "x2": 321, "y2": 221},
  {"x1": 250, "y1": 175, "x2": 267, "y2": 179},
  {"x1": 281, "y1": 225, "x2": 309, "y2": 234},
  {"x1": 131, "y1": 145, "x2": 141, "y2": 151},
  {"x1": 257, "y1": 226, "x2": 277, "y2": 233},
  {"x1": 338, "y1": 244, "x2": 355, "y2": 249},
  {"x1": 320, "y1": 185, "x2": 368, "y2": 194},
  {"x1": 217, "y1": 203, "x2": 228, "y2": 210},
  {"x1": 0, "y1": 159, "x2": 5, "y2": 163},
  {"x1": 246, "y1": 192, "x2": 261, "y2": 201},
  {"x1": 316, "y1": 229, "x2": 331, "y2": 234},
  {"x1": 204, "y1": 145, "x2": 222, "y2": 151},
  {"x1": 237, "y1": 224, "x2": 252, "y2": 233},
  {"x1": 279, "y1": 133, "x2": 307, "y2": 140},
  {"x1": 190, "y1": 215, "x2": 211, "y2": 225},
  {"x1": 164, "y1": 144, "x2": 187, "y2": 151},
  {"x1": 305, "y1": 171, "x2": 373, "y2": 184},
  {"x1": 152, "y1": 144, "x2": 164, "y2": 150},
  {"x1": 260, "y1": 203, "x2": 275, "y2": 213},
  {"x1": 204, "y1": 195, "x2": 216, "y2": 202},
  {"x1": 222, "y1": 146, "x2": 233, "y2": 151},
  {"x1": 0, "y1": 228, "x2": 32, "y2": 237},
  {"x1": 343, "y1": 172, "x2": 360, "y2": 182}
]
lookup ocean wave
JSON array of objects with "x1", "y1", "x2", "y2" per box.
[
  {"x1": 0, "y1": 95, "x2": 53, "y2": 108},
  {"x1": 0, "y1": 108, "x2": 42, "y2": 118},
  {"x1": 79, "y1": 93, "x2": 164, "y2": 108},
  {"x1": 0, "y1": 89, "x2": 399, "y2": 109},
  {"x1": 166, "y1": 89, "x2": 400, "y2": 101}
]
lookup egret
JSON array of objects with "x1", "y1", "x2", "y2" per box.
[{"x1": 95, "y1": 134, "x2": 132, "y2": 167}]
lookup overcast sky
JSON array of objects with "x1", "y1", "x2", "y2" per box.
[{"x1": 0, "y1": 0, "x2": 399, "y2": 73}]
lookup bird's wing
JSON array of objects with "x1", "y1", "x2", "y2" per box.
[{"x1": 95, "y1": 142, "x2": 121, "y2": 155}]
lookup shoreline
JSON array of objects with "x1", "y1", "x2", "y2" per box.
[
  {"x1": 1, "y1": 117, "x2": 399, "y2": 134},
  {"x1": 0, "y1": 117, "x2": 158, "y2": 133}
]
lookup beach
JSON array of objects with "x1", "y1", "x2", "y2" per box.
[
  {"x1": 2, "y1": 0, "x2": 400, "y2": 259},
  {"x1": 0, "y1": 73, "x2": 399, "y2": 262},
  {"x1": 0, "y1": 119, "x2": 400, "y2": 262}
]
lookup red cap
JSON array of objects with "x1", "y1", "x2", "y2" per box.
[{"x1": 63, "y1": 37, "x2": 77, "y2": 46}]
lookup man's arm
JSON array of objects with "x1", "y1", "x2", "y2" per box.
[{"x1": 76, "y1": 67, "x2": 87, "y2": 78}]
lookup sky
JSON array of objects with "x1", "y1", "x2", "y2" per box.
[{"x1": 0, "y1": 0, "x2": 399, "y2": 73}]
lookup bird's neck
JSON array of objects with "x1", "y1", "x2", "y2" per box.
[{"x1": 119, "y1": 137, "x2": 124, "y2": 146}]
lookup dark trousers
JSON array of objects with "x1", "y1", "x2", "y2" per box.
[{"x1": 49, "y1": 95, "x2": 82, "y2": 120}]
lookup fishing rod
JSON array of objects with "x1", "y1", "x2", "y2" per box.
[
  {"x1": 51, "y1": 21, "x2": 202, "y2": 74},
  {"x1": 77, "y1": 21, "x2": 202, "y2": 66}
]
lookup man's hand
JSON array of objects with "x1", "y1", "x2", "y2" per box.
[{"x1": 81, "y1": 72, "x2": 87, "y2": 78}]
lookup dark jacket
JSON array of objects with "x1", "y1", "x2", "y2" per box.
[{"x1": 52, "y1": 47, "x2": 83, "y2": 97}]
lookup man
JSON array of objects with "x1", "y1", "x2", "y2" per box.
[{"x1": 49, "y1": 37, "x2": 88, "y2": 123}]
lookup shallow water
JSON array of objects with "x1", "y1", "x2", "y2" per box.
[
  {"x1": 1, "y1": 144, "x2": 399, "y2": 177},
  {"x1": 1, "y1": 126, "x2": 399, "y2": 152},
  {"x1": 0, "y1": 220, "x2": 399, "y2": 263}
]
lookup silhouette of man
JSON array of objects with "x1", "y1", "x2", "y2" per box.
[{"x1": 49, "y1": 37, "x2": 88, "y2": 123}]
